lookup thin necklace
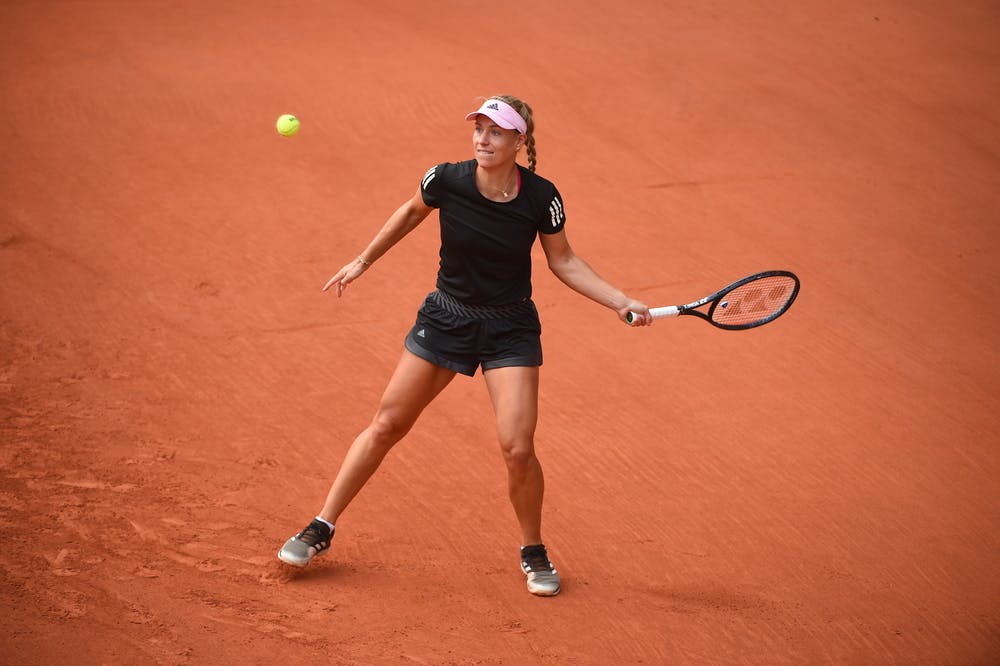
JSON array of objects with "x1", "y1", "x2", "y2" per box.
[{"x1": 497, "y1": 168, "x2": 517, "y2": 198}]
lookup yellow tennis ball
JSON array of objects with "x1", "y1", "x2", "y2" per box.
[{"x1": 276, "y1": 114, "x2": 300, "y2": 137}]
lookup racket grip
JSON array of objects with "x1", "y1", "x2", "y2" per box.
[{"x1": 626, "y1": 306, "x2": 680, "y2": 325}]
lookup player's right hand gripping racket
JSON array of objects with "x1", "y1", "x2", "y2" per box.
[{"x1": 627, "y1": 270, "x2": 800, "y2": 330}]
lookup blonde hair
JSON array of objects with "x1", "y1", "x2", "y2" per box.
[{"x1": 486, "y1": 94, "x2": 537, "y2": 172}]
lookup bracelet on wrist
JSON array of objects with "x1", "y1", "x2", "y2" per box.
[{"x1": 357, "y1": 255, "x2": 372, "y2": 266}]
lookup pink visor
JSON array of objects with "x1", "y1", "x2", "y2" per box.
[{"x1": 464, "y1": 99, "x2": 527, "y2": 135}]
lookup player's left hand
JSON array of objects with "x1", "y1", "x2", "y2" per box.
[{"x1": 618, "y1": 298, "x2": 652, "y2": 325}]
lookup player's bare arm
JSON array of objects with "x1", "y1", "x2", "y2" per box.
[
  {"x1": 539, "y1": 229, "x2": 651, "y2": 324},
  {"x1": 323, "y1": 187, "x2": 434, "y2": 296}
]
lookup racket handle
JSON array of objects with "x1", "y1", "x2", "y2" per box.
[{"x1": 626, "y1": 306, "x2": 680, "y2": 325}]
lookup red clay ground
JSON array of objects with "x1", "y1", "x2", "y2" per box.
[{"x1": 2, "y1": 1, "x2": 998, "y2": 663}]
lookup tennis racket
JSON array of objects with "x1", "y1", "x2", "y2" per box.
[{"x1": 627, "y1": 270, "x2": 800, "y2": 330}]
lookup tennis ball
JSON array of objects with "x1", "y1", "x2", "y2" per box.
[{"x1": 276, "y1": 114, "x2": 300, "y2": 137}]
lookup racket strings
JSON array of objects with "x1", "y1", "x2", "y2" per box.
[{"x1": 711, "y1": 275, "x2": 797, "y2": 327}]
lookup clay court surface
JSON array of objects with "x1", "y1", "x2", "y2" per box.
[{"x1": 2, "y1": 1, "x2": 998, "y2": 663}]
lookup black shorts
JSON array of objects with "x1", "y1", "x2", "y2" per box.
[{"x1": 404, "y1": 290, "x2": 543, "y2": 377}]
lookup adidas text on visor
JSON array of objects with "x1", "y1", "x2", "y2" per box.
[{"x1": 465, "y1": 99, "x2": 527, "y2": 135}]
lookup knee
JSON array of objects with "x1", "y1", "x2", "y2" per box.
[
  {"x1": 500, "y1": 438, "x2": 537, "y2": 475},
  {"x1": 368, "y1": 411, "x2": 413, "y2": 449}
]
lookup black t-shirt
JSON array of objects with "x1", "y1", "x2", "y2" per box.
[{"x1": 420, "y1": 159, "x2": 566, "y2": 306}]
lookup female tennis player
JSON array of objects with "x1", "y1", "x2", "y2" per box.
[{"x1": 278, "y1": 95, "x2": 652, "y2": 596}]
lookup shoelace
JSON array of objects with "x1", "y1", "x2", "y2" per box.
[
  {"x1": 297, "y1": 521, "x2": 330, "y2": 546},
  {"x1": 521, "y1": 547, "x2": 553, "y2": 573}
]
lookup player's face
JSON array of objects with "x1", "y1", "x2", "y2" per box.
[{"x1": 471, "y1": 116, "x2": 521, "y2": 167}]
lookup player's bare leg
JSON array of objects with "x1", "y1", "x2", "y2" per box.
[
  {"x1": 319, "y1": 350, "x2": 456, "y2": 522},
  {"x1": 278, "y1": 350, "x2": 455, "y2": 567},
  {"x1": 484, "y1": 365, "x2": 542, "y2": 542},
  {"x1": 484, "y1": 365, "x2": 560, "y2": 596}
]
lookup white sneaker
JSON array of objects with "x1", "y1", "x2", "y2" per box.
[
  {"x1": 520, "y1": 544, "x2": 561, "y2": 596},
  {"x1": 277, "y1": 519, "x2": 333, "y2": 567}
]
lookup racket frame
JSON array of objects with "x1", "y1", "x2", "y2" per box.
[{"x1": 628, "y1": 270, "x2": 800, "y2": 330}]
